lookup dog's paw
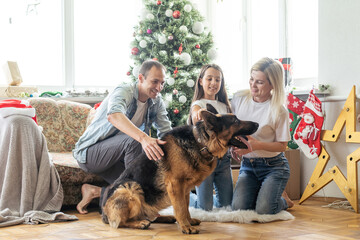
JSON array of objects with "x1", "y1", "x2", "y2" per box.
[
  {"x1": 181, "y1": 225, "x2": 199, "y2": 234},
  {"x1": 138, "y1": 220, "x2": 151, "y2": 229},
  {"x1": 189, "y1": 218, "x2": 201, "y2": 226}
]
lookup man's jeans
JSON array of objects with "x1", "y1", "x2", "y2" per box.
[
  {"x1": 78, "y1": 133, "x2": 143, "y2": 184},
  {"x1": 232, "y1": 153, "x2": 290, "y2": 214},
  {"x1": 189, "y1": 156, "x2": 233, "y2": 211}
]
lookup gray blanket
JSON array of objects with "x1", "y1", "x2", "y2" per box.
[{"x1": 0, "y1": 115, "x2": 77, "y2": 227}]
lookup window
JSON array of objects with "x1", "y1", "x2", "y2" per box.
[
  {"x1": 0, "y1": 0, "x2": 142, "y2": 91},
  {"x1": 207, "y1": 0, "x2": 318, "y2": 94},
  {"x1": 73, "y1": 0, "x2": 142, "y2": 88},
  {"x1": 1, "y1": 0, "x2": 317, "y2": 93},
  {"x1": 0, "y1": 0, "x2": 63, "y2": 86}
]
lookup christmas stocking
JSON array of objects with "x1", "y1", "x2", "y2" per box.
[
  {"x1": 287, "y1": 92, "x2": 305, "y2": 149},
  {"x1": 0, "y1": 99, "x2": 38, "y2": 124},
  {"x1": 294, "y1": 90, "x2": 324, "y2": 159}
]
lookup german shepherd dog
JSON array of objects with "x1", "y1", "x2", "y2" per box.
[{"x1": 101, "y1": 104, "x2": 258, "y2": 234}]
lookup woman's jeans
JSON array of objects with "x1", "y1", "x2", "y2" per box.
[
  {"x1": 232, "y1": 153, "x2": 290, "y2": 214},
  {"x1": 189, "y1": 156, "x2": 233, "y2": 211}
]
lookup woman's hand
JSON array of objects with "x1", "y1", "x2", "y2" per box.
[
  {"x1": 230, "y1": 146, "x2": 252, "y2": 162},
  {"x1": 230, "y1": 135, "x2": 257, "y2": 162}
]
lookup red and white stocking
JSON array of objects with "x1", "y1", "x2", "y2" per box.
[{"x1": 294, "y1": 90, "x2": 324, "y2": 159}]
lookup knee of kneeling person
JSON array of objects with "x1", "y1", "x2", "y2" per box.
[{"x1": 255, "y1": 203, "x2": 277, "y2": 215}]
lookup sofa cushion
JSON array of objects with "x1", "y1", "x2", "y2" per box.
[
  {"x1": 50, "y1": 152, "x2": 105, "y2": 185},
  {"x1": 29, "y1": 98, "x2": 92, "y2": 152}
]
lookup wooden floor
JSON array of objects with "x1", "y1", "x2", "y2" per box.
[{"x1": 1, "y1": 197, "x2": 360, "y2": 240}]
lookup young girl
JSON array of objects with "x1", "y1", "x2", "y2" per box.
[{"x1": 188, "y1": 64, "x2": 233, "y2": 211}]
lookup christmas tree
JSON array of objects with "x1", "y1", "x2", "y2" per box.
[{"x1": 128, "y1": 0, "x2": 216, "y2": 127}]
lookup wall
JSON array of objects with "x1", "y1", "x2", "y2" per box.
[{"x1": 300, "y1": 0, "x2": 360, "y2": 199}]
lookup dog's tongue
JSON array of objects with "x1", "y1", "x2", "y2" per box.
[{"x1": 238, "y1": 136, "x2": 252, "y2": 151}]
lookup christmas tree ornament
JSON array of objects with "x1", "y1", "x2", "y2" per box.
[
  {"x1": 139, "y1": 40, "x2": 147, "y2": 48},
  {"x1": 294, "y1": 90, "x2": 324, "y2": 159},
  {"x1": 159, "y1": 50, "x2": 167, "y2": 56},
  {"x1": 173, "y1": 108, "x2": 179, "y2": 114},
  {"x1": 178, "y1": 43, "x2": 183, "y2": 55},
  {"x1": 132, "y1": 65, "x2": 140, "y2": 78},
  {"x1": 195, "y1": 44, "x2": 200, "y2": 49},
  {"x1": 173, "y1": 89, "x2": 178, "y2": 95},
  {"x1": 153, "y1": 58, "x2": 158, "y2": 61},
  {"x1": 147, "y1": 13, "x2": 155, "y2": 20},
  {"x1": 186, "y1": 79, "x2": 195, "y2": 88},
  {"x1": 147, "y1": 29, "x2": 152, "y2": 34},
  {"x1": 179, "y1": 52, "x2": 191, "y2": 65},
  {"x1": 179, "y1": 25, "x2": 188, "y2": 33},
  {"x1": 173, "y1": 67, "x2": 179, "y2": 78},
  {"x1": 184, "y1": 4, "x2": 192, "y2": 12},
  {"x1": 168, "y1": 35, "x2": 174, "y2": 40},
  {"x1": 179, "y1": 95, "x2": 187, "y2": 103},
  {"x1": 126, "y1": 71, "x2": 131, "y2": 76},
  {"x1": 138, "y1": 29, "x2": 143, "y2": 34},
  {"x1": 173, "y1": 10, "x2": 181, "y2": 19},
  {"x1": 165, "y1": 9, "x2": 173, "y2": 17},
  {"x1": 192, "y1": 21, "x2": 204, "y2": 34},
  {"x1": 207, "y1": 48, "x2": 217, "y2": 60},
  {"x1": 131, "y1": 47, "x2": 139, "y2": 55},
  {"x1": 167, "y1": 77, "x2": 175, "y2": 85},
  {"x1": 287, "y1": 92, "x2": 305, "y2": 149},
  {"x1": 158, "y1": 35, "x2": 166, "y2": 44},
  {"x1": 156, "y1": 0, "x2": 162, "y2": 5}
]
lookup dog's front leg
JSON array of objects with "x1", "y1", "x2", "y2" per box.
[
  {"x1": 166, "y1": 180, "x2": 199, "y2": 234},
  {"x1": 185, "y1": 191, "x2": 201, "y2": 226}
]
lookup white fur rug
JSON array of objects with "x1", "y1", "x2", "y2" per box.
[{"x1": 159, "y1": 207, "x2": 294, "y2": 224}]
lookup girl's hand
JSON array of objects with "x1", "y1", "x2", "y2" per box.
[{"x1": 195, "y1": 108, "x2": 206, "y2": 122}]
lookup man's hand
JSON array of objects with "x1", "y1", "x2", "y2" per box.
[{"x1": 140, "y1": 135, "x2": 166, "y2": 161}]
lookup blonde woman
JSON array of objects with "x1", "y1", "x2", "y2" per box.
[{"x1": 231, "y1": 57, "x2": 294, "y2": 214}]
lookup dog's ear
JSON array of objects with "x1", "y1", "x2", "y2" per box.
[
  {"x1": 200, "y1": 110, "x2": 221, "y2": 132},
  {"x1": 206, "y1": 104, "x2": 218, "y2": 114}
]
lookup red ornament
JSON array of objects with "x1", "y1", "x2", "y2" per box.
[
  {"x1": 152, "y1": 57, "x2": 158, "y2": 61},
  {"x1": 173, "y1": 10, "x2": 181, "y2": 19},
  {"x1": 126, "y1": 71, "x2": 131, "y2": 76},
  {"x1": 173, "y1": 67, "x2": 178, "y2": 78},
  {"x1": 157, "y1": 0, "x2": 162, "y2": 5},
  {"x1": 195, "y1": 44, "x2": 200, "y2": 49},
  {"x1": 173, "y1": 89, "x2": 178, "y2": 95},
  {"x1": 178, "y1": 43, "x2": 183, "y2": 55},
  {"x1": 131, "y1": 47, "x2": 139, "y2": 55},
  {"x1": 173, "y1": 108, "x2": 179, "y2": 114},
  {"x1": 147, "y1": 29, "x2": 152, "y2": 34}
]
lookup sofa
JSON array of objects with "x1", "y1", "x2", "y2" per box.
[{"x1": 28, "y1": 98, "x2": 106, "y2": 206}]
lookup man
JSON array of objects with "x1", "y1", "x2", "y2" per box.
[{"x1": 73, "y1": 60, "x2": 172, "y2": 214}]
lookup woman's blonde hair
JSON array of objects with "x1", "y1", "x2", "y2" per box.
[
  {"x1": 250, "y1": 57, "x2": 285, "y2": 122},
  {"x1": 187, "y1": 64, "x2": 231, "y2": 125}
]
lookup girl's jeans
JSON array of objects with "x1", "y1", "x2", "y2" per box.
[
  {"x1": 232, "y1": 153, "x2": 290, "y2": 214},
  {"x1": 189, "y1": 156, "x2": 233, "y2": 211}
]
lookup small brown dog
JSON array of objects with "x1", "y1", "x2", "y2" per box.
[{"x1": 101, "y1": 104, "x2": 258, "y2": 234}]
